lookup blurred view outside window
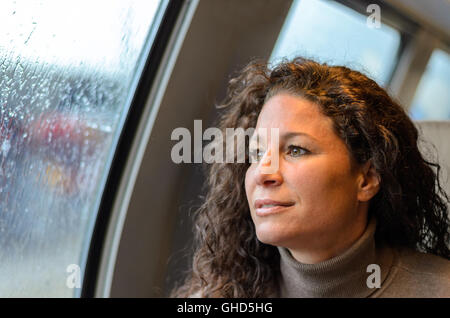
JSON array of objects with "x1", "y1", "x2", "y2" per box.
[
  {"x1": 0, "y1": 0, "x2": 162, "y2": 296},
  {"x1": 270, "y1": 0, "x2": 401, "y2": 86},
  {"x1": 410, "y1": 49, "x2": 450, "y2": 120}
]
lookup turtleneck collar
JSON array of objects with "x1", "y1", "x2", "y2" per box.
[{"x1": 277, "y1": 217, "x2": 394, "y2": 297}]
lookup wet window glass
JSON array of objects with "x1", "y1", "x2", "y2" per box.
[
  {"x1": 410, "y1": 49, "x2": 450, "y2": 120},
  {"x1": 0, "y1": 0, "x2": 162, "y2": 296},
  {"x1": 271, "y1": 0, "x2": 401, "y2": 86}
]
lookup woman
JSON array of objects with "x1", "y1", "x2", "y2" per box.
[{"x1": 172, "y1": 57, "x2": 450, "y2": 297}]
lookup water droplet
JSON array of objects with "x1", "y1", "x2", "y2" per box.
[{"x1": 1, "y1": 139, "x2": 11, "y2": 157}]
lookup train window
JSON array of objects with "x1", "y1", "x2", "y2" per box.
[
  {"x1": 271, "y1": 0, "x2": 401, "y2": 86},
  {"x1": 410, "y1": 49, "x2": 450, "y2": 120},
  {"x1": 0, "y1": 0, "x2": 163, "y2": 296}
]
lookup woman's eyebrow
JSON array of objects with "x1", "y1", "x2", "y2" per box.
[
  {"x1": 250, "y1": 131, "x2": 317, "y2": 144},
  {"x1": 280, "y1": 131, "x2": 317, "y2": 142}
]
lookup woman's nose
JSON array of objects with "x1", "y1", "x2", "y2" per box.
[{"x1": 255, "y1": 149, "x2": 282, "y2": 186}]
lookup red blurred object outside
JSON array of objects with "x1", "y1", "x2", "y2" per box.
[{"x1": 27, "y1": 112, "x2": 108, "y2": 195}]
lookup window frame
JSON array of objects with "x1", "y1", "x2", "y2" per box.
[
  {"x1": 335, "y1": 0, "x2": 419, "y2": 87},
  {"x1": 80, "y1": 0, "x2": 186, "y2": 298},
  {"x1": 409, "y1": 44, "x2": 450, "y2": 120},
  {"x1": 337, "y1": 0, "x2": 450, "y2": 113}
]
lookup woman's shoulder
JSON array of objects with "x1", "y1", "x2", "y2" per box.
[
  {"x1": 378, "y1": 247, "x2": 450, "y2": 297},
  {"x1": 395, "y1": 248, "x2": 450, "y2": 276}
]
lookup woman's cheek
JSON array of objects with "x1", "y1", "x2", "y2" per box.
[
  {"x1": 288, "y1": 161, "x2": 320, "y2": 186},
  {"x1": 244, "y1": 166, "x2": 255, "y2": 202},
  {"x1": 287, "y1": 161, "x2": 335, "y2": 201}
]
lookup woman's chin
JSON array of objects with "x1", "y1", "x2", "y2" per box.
[
  {"x1": 254, "y1": 220, "x2": 310, "y2": 248},
  {"x1": 255, "y1": 227, "x2": 292, "y2": 247}
]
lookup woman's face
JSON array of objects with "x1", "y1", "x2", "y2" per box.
[{"x1": 245, "y1": 93, "x2": 371, "y2": 262}]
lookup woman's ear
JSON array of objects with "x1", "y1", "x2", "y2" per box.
[{"x1": 357, "y1": 160, "x2": 380, "y2": 202}]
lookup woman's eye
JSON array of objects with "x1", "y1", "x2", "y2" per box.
[{"x1": 287, "y1": 145, "x2": 309, "y2": 157}]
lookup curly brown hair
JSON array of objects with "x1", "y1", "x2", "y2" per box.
[{"x1": 171, "y1": 57, "x2": 450, "y2": 298}]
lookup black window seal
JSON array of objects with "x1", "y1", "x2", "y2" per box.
[{"x1": 81, "y1": 0, "x2": 185, "y2": 298}]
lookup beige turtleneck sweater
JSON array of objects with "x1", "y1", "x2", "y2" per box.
[{"x1": 277, "y1": 217, "x2": 450, "y2": 298}]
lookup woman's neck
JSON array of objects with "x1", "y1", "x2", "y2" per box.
[
  {"x1": 287, "y1": 208, "x2": 369, "y2": 264},
  {"x1": 277, "y1": 216, "x2": 394, "y2": 297}
]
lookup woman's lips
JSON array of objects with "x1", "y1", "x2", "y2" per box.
[{"x1": 254, "y1": 199, "x2": 295, "y2": 216}]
